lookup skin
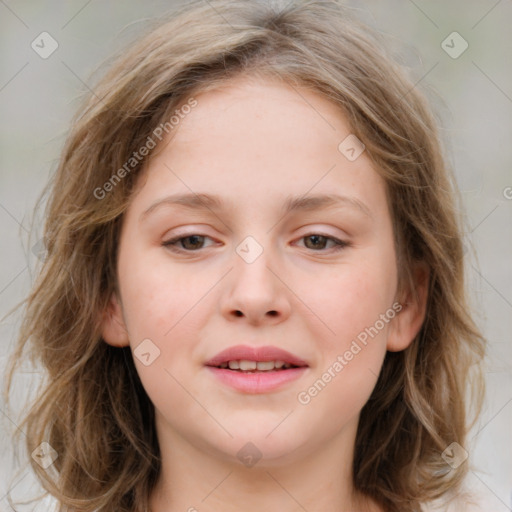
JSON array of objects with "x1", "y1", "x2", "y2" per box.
[{"x1": 101, "y1": 75, "x2": 429, "y2": 512}]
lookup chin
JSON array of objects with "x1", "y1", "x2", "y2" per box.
[{"x1": 207, "y1": 427, "x2": 312, "y2": 467}]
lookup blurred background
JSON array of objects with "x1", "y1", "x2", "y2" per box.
[{"x1": 0, "y1": 0, "x2": 511, "y2": 510}]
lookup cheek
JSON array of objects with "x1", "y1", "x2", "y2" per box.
[
  {"x1": 117, "y1": 253, "x2": 213, "y2": 407},
  {"x1": 298, "y1": 249, "x2": 397, "y2": 416},
  {"x1": 118, "y1": 240, "x2": 204, "y2": 338},
  {"x1": 120, "y1": 267, "x2": 179, "y2": 342},
  {"x1": 296, "y1": 272, "x2": 392, "y2": 429},
  {"x1": 308, "y1": 258, "x2": 396, "y2": 343},
  {"x1": 117, "y1": 245, "x2": 221, "y2": 375}
]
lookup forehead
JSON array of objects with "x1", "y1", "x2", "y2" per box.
[
  {"x1": 169, "y1": 74, "x2": 351, "y2": 150},
  {"x1": 152, "y1": 75, "x2": 376, "y2": 179},
  {"x1": 130, "y1": 75, "x2": 389, "y2": 225}
]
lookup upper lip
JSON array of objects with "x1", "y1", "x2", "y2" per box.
[{"x1": 205, "y1": 345, "x2": 308, "y2": 367}]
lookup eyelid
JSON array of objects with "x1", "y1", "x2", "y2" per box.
[{"x1": 161, "y1": 224, "x2": 217, "y2": 243}]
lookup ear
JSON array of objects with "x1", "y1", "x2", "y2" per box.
[
  {"x1": 101, "y1": 292, "x2": 130, "y2": 347},
  {"x1": 387, "y1": 262, "x2": 430, "y2": 352}
]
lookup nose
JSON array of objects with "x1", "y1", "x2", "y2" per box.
[{"x1": 219, "y1": 242, "x2": 292, "y2": 326}]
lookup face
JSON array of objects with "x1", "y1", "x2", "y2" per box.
[{"x1": 102, "y1": 75, "x2": 424, "y2": 466}]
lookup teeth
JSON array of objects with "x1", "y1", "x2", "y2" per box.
[
  {"x1": 256, "y1": 361, "x2": 275, "y2": 371},
  {"x1": 239, "y1": 360, "x2": 257, "y2": 371},
  {"x1": 228, "y1": 360, "x2": 240, "y2": 370},
  {"x1": 219, "y1": 360, "x2": 297, "y2": 371}
]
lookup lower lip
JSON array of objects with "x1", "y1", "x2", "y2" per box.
[{"x1": 205, "y1": 366, "x2": 308, "y2": 393}]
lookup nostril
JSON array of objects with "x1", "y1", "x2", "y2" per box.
[{"x1": 231, "y1": 310, "x2": 278, "y2": 318}]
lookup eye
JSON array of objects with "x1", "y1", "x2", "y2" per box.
[
  {"x1": 296, "y1": 234, "x2": 349, "y2": 251},
  {"x1": 162, "y1": 233, "x2": 349, "y2": 253},
  {"x1": 162, "y1": 234, "x2": 216, "y2": 252}
]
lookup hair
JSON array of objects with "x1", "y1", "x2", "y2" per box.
[{"x1": 3, "y1": 1, "x2": 485, "y2": 511}]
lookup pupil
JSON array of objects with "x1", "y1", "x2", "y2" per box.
[
  {"x1": 183, "y1": 235, "x2": 204, "y2": 249},
  {"x1": 305, "y1": 235, "x2": 326, "y2": 249}
]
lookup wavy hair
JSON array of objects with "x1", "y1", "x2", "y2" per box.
[{"x1": 4, "y1": 1, "x2": 485, "y2": 511}]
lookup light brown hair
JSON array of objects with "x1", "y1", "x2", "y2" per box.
[{"x1": 4, "y1": 1, "x2": 485, "y2": 511}]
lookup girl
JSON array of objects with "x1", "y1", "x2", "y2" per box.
[{"x1": 4, "y1": 1, "x2": 485, "y2": 511}]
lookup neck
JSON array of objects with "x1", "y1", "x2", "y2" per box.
[{"x1": 148, "y1": 412, "x2": 381, "y2": 512}]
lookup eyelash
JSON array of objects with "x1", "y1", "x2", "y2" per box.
[{"x1": 162, "y1": 233, "x2": 350, "y2": 253}]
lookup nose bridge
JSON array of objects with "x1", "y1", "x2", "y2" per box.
[
  {"x1": 233, "y1": 234, "x2": 278, "y2": 297},
  {"x1": 220, "y1": 234, "x2": 291, "y2": 323}
]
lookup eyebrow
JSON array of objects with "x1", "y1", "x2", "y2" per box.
[{"x1": 139, "y1": 192, "x2": 372, "y2": 222}]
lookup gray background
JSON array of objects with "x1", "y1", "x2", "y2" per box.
[{"x1": 1, "y1": 0, "x2": 511, "y2": 510}]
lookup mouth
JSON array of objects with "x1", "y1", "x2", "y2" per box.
[
  {"x1": 204, "y1": 345, "x2": 309, "y2": 393},
  {"x1": 213, "y1": 359, "x2": 302, "y2": 372},
  {"x1": 205, "y1": 344, "x2": 308, "y2": 370}
]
